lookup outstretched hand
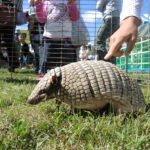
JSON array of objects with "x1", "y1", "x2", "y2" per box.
[{"x1": 104, "y1": 17, "x2": 141, "y2": 60}]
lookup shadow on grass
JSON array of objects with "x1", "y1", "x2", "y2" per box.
[
  {"x1": 70, "y1": 104, "x2": 118, "y2": 118},
  {"x1": 4, "y1": 78, "x2": 38, "y2": 84},
  {"x1": 15, "y1": 70, "x2": 35, "y2": 74},
  {"x1": 69, "y1": 103, "x2": 150, "y2": 119}
]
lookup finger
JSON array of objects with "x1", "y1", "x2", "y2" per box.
[
  {"x1": 113, "y1": 45, "x2": 122, "y2": 56},
  {"x1": 104, "y1": 39, "x2": 123, "y2": 60},
  {"x1": 125, "y1": 36, "x2": 137, "y2": 56},
  {"x1": 113, "y1": 49, "x2": 124, "y2": 57}
]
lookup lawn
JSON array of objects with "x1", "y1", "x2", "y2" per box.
[{"x1": 0, "y1": 69, "x2": 150, "y2": 150}]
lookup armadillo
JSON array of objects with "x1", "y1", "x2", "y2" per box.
[{"x1": 27, "y1": 60, "x2": 146, "y2": 113}]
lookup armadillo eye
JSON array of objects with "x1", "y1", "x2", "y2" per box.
[{"x1": 40, "y1": 90, "x2": 45, "y2": 94}]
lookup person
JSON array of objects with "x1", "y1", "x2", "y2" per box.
[
  {"x1": 79, "y1": 44, "x2": 89, "y2": 61},
  {"x1": 95, "y1": 0, "x2": 121, "y2": 64},
  {"x1": 18, "y1": 33, "x2": 30, "y2": 69},
  {"x1": 0, "y1": 41, "x2": 9, "y2": 68},
  {"x1": 0, "y1": 0, "x2": 23, "y2": 72},
  {"x1": 104, "y1": 0, "x2": 143, "y2": 61},
  {"x1": 33, "y1": 0, "x2": 79, "y2": 74},
  {"x1": 27, "y1": 1, "x2": 45, "y2": 74}
]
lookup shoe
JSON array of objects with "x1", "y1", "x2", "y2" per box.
[
  {"x1": 34, "y1": 67, "x2": 39, "y2": 74},
  {"x1": 38, "y1": 69, "x2": 42, "y2": 74},
  {"x1": 97, "y1": 50, "x2": 107, "y2": 60},
  {"x1": 21, "y1": 66, "x2": 27, "y2": 70},
  {"x1": 8, "y1": 67, "x2": 15, "y2": 72},
  {"x1": 36, "y1": 74, "x2": 44, "y2": 80}
]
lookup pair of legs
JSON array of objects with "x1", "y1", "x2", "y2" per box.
[
  {"x1": 30, "y1": 23, "x2": 44, "y2": 74},
  {"x1": 31, "y1": 39, "x2": 40, "y2": 73},
  {"x1": 44, "y1": 38, "x2": 77, "y2": 71},
  {"x1": 96, "y1": 17, "x2": 120, "y2": 64}
]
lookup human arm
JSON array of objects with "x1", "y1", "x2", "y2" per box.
[
  {"x1": 33, "y1": 0, "x2": 47, "y2": 23},
  {"x1": 67, "y1": 0, "x2": 80, "y2": 21},
  {"x1": 104, "y1": 0, "x2": 143, "y2": 60}
]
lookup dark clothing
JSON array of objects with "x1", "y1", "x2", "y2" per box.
[
  {"x1": 0, "y1": 0, "x2": 23, "y2": 71},
  {"x1": 20, "y1": 43, "x2": 29, "y2": 56},
  {"x1": 96, "y1": 17, "x2": 120, "y2": 64},
  {"x1": 1, "y1": 0, "x2": 23, "y2": 11},
  {"x1": 44, "y1": 38, "x2": 77, "y2": 70},
  {"x1": 30, "y1": 21, "x2": 44, "y2": 36},
  {"x1": 0, "y1": 26, "x2": 18, "y2": 70},
  {"x1": 19, "y1": 42, "x2": 29, "y2": 67},
  {"x1": 29, "y1": 19, "x2": 44, "y2": 73}
]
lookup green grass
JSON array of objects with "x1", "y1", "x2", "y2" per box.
[{"x1": 0, "y1": 69, "x2": 150, "y2": 150}]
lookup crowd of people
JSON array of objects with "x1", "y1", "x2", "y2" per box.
[{"x1": 0, "y1": 0, "x2": 143, "y2": 79}]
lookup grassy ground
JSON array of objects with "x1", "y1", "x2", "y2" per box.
[{"x1": 0, "y1": 69, "x2": 150, "y2": 150}]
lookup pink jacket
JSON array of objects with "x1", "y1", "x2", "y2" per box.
[{"x1": 35, "y1": 0, "x2": 79, "y2": 39}]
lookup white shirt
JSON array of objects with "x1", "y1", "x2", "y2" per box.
[{"x1": 120, "y1": 0, "x2": 143, "y2": 22}]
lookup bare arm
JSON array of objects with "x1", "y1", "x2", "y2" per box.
[
  {"x1": 33, "y1": 0, "x2": 47, "y2": 23},
  {"x1": 68, "y1": 0, "x2": 79, "y2": 21},
  {"x1": 104, "y1": 17, "x2": 140, "y2": 59},
  {"x1": 104, "y1": 0, "x2": 143, "y2": 60}
]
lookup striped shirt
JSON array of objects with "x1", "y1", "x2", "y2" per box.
[{"x1": 0, "y1": 0, "x2": 23, "y2": 11}]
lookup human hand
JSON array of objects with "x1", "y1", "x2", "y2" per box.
[
  {"x1": 34, "y1": 0, "x2": 42, "y2": 4},
  {"x1": 68, "y1": 0, "x2": 76, "y2": 4},
  {"x1": 104, "y1": 17, "x2": 140, "y2": 60}
]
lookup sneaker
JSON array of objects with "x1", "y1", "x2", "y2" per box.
[
  {"x1": 36, "y1": 74, "x2": 44, "y2": 80},
  {"x1": 21, "y1": 66, "x2": 27, "y2": 70},
  {"x1": 8, "y1": 67, "x2": 15, "y2": 72}
]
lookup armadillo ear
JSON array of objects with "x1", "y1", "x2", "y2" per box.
[{"x1": 51, "y1": 75, "x2": 57, "y2": 83}]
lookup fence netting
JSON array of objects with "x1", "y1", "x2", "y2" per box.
[{"x1": 0, "y1": 0, "x2": 150, "y2": 99}]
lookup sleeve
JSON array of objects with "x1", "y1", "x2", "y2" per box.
[
  {"x1": 14, "y1": 0, "x2": 23, "y2": 12},
  {"x1": 96, "y1": 0, "x2": 107, "y2": 12},
  {"x1": 68, "y1": 4, "x2": 80, "y2": 21},
  {"x1": 35, "y1": 2, "x2": 47, "y2": 23},
  {"x1": 120, "y1": 0, "x2": 143, "y2": 22}
]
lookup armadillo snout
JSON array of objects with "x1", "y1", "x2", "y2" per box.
[{"x1": 27, "y1": 94, "x2": 47, "y2": 105}]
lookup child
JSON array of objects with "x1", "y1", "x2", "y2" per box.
[
  {"x1": 95, "y1": 0, "x2": 121, "y2": 64},
  {"x1": 79, "y1": 44, "x2": 89, "y2": 61},
  {"x1": 33, "y1": 0, "x2": 79, "y2": 73},
  {"x1": 18, "y1": 33, "x2": 30, "y2": 69}
]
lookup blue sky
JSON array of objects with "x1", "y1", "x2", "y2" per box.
[{"x1": 17, "y1": 0, "x2": 150, "y2": 44}]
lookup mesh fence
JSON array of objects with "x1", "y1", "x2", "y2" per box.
[{"x1": 0, "y1": 0, "x2": 150, "y2": 99}]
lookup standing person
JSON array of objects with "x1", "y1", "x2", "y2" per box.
[
  {"x1": 0, "y1": 0, "x2": 23, "y2": 72},
  {"x1": 27, "y1": 1, "x2": 44, "y2": 74},
  {"x1": 18, "y1": 33, "x2": 30, "y2": 69},
  {"x1": 33, "y1": 0, "x2": 79, "y2": 73},
  {"x1": 79, "y1": 44, "x2": 89, "y2": 61},
  {"x1": 104, "y1": 0, "x2": 143, "y2": 60},
  {"x1": 95, "y1": 0, "x2": 121, "y2": 64}
]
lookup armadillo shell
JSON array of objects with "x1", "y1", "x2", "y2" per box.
[{"x1": 58, "y1": 60, "x2": 145, "y2": 113}]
